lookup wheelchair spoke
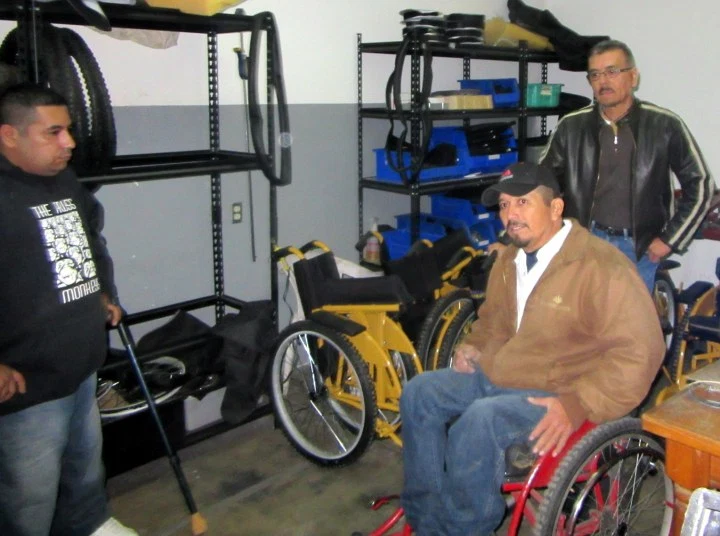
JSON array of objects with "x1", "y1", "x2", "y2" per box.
[
  {"x1": 289, "y1": 333, "x2": 324, "y2": 395},
  {"x1": 270, "y1": 322, "x2": 377, "y2": 466},
  {"x1": 534, "y1": 419, "x2": 673, "y2": 536},
  {"x1": 307, "y1": 397, "x2": 351, "y2": 453}
]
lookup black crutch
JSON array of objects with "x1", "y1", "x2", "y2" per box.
[{"x1": 116, "y1": 319, "x2": 208, "y2": 535}]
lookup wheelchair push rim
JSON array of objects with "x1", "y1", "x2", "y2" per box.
[{"x1": 532, "y1": 417, "x2": 673, "y2": 536}]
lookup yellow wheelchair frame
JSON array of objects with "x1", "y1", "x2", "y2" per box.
[
  {"x1": 271, "y1": 241, "x2": 423, "y2": 466},
  {"x1": 271, "y1": 237, "x2": 494, "y2": 466},
  {"x1": 367, "y1": 230, "x2": 493, "y2": 372},
  {"x1": 651, "y1": 280, "x2": 720, "y2": 406}
]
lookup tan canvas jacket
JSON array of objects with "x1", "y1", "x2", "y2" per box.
[{"x1": 463, "y1": 220, "x2": 665, "y2": 427}]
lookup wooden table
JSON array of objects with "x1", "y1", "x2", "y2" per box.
[{"x1": 642, "y1": 382, "x2": 720, "y2": 536}]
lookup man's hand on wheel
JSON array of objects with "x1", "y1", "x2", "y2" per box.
[{"x1": 527, "y1": 397, "x2": 574, "y2": 456}]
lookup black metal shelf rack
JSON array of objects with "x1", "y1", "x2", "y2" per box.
[
  {"x1": 357, "y1": 34, "x2": 564, "y2": 242},
  {"x1": 1, "y1": 1, "x2": 281, "y2": 473}
]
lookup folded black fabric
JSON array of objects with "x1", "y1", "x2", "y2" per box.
[{"x1": 507, "y1": 0, "x2": 609, "y2": 71}]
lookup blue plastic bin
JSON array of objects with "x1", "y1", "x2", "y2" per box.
[
  {"x1": 375, "y1": 125, "x2": 472, "y2": 183},
  {"x1": 380, "y1": 228, "x2": 445, "y2": 260},
  {"x1": 394, "y1": 213, "x2": 447, "y2": 236},
  {"x1": 467, "y1": 150, "x2": 518, "y2": 175},
  {"x1": 459, "y1": 78, "x2": 520, "y2": 108},
  {"x1": 431, "y1": 195, "x2": 494, "y2": 226},
  {"x1": 375, "y1": 125, "x2": 517, "y2": 183},
  {"x1": 465, "y1": 125, "x2": 517, "y2": 175},
  {"x1": 374, "y1": 148, "x2": 466, "y2": 183}
]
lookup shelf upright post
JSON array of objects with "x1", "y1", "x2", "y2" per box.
[
  {"x1": 517, "y1": 40, "x2": 529, "y2": 162},
  {"x1": 409, "y1": 37, "x2": 422, "y2": 242},
  {"x1": 540, "y1": 61, "x2": 548, "y2": 136},
  {"x1": 357, "y1": 33, "x2": 364, "y2": 253},
  {"x1": 267, "y1": 16, "x2": 279, "y2": 325},
  {"x1": 207, "y1": 30, "x2": 225, "y2": 323},
  {"x1": 16, "y1": 0, "x2": 41, "y2": 83},
  {"x1": 462, "y1": 55, "x2": 471, "y2": 130}
]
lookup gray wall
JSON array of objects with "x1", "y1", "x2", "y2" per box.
[{"x1": 98, "y1": 102, "x2": 373, "y2": 333}]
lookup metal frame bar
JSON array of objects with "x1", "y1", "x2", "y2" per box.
[{"x1": 3, "y1": 1, "x2": 281, "y2": 416}]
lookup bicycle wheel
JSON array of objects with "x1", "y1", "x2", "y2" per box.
[
  {"x1": 415, "y1": 288, "x2": 474, "y2": 370},
  {"x1": 653, "y1": 270, "x2": 677, "y2": 350},
  {"x1": 97, "y1": 356, "x2": 187, "y2": 421},
  {"x1": 270, "y1": 320, "x2": 377, "y2": 467},
  {"x1": 533, "y1": 417, "x2": 673, "y2": 536},
  {"x1": 435, "y1": 300, "x2": 476, "y2": 369}
]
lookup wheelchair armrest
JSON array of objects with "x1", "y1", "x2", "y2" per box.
[{"x1": 678, "y1": 281, "x2": 714, "y2": 305}]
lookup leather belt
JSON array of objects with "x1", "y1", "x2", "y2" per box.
[{"x1": 592, "y1": 221, "x2": 633, "y2": 238}]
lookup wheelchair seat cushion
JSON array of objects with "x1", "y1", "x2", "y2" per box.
[
  {"x1": 320, "y1": 275, "x2": 414, "y2": 307},
  {"x1": 385, "y1": 248, "x2": 443, "y2": 300},
  {"x1": 293, "y1": 251, "x2": 414, "y2": 312},
  {"x1": 430, "y1": 229, "x2": 474, "y2": 274},
  {"x1": 688, "y1": 315, "x2": 720, "y2": 343}
]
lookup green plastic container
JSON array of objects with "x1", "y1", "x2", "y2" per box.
[{"x1": 525, "y1": 83, "x2": 563, "y2": 108}]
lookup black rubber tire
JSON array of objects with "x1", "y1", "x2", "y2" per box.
[
  {"x1": 97, "y1": 356, "x2": 187, "y2": 422},
  {"x1": 637, "y1": 371, "x2": 673, "y2": 414},
  {"x1": 415, "y1": 288, "x2": 474, "y2": 370},
  {"x1": 59, "y1": 26, "x2": 116, "y2": 175},
  {"x1": 0, "y1": 25, "x2": 116, "y2": 181},
  {"x1": 653, "y1": 270, "x2": 677, "y2": 350},
  {"x1": 0, "y1": 26, "x2": 80, "y2": 118},
  {"x1": 664, "y1": 309, "x2": 690, "y2": 384},
  {"x1": 270, "y1": 320, "x2": 377, "y2": 467},
  {"x1": 377, "y1": 350, "x2": 420, "y2": 426},
  {"x1": 435, "y1": 301, "x2": 476, "y2": 369},
  {"x1": 533, "y1": 417, "x2": 673, "y2": 536}
]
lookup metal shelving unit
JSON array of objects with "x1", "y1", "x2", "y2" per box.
[
  {"x1": 0, "y1": 1, "x2": 282, "y2": 472},
  {"x1": 357, "y1": 34, "x2": 567, "y2": 243}
]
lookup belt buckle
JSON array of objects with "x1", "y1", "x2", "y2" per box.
[
  {"x1": 608, "y1": 225, "x2": 629, "y2": 237},
  {"x1": 594, "y1": 221, "x2": 630, "y2": 237}
]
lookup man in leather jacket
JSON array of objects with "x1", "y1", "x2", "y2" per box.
[{"x1": 539, "y1": 39, "x2": 713, "y2": 291}]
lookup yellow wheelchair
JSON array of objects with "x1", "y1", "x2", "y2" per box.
[
  {"x1": 271, "y1": 242, "x2": 421, "y2": 466},
  {"x1": 362, "y1": 229, "x2": 495, "y2": 371},
  {"x1": 270, "y1": 238, "x2": 493, "y2": 466},
  {"x1": 646, "y1": 258, "x2": 720, "y2": 407}
]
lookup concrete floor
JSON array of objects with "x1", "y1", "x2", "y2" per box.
[{"x1": 106, "y1": 415, "x2": 406, "y2": 536}]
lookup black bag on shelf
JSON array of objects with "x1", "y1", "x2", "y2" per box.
[
  {"x1": 212, "y1": 300, "x2": 276, "y2": 424},
  {"x1": 507, "y1": 0, "x2": 609, "y2": 71},
  {"x1": 134, "y1": 310, "x2": 221, "y2": 378}
]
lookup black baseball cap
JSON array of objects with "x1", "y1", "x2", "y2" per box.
[{"x1": 480, "y1": 162, "x2": 561, "y2": 206}]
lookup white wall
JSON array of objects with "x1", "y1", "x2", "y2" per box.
[
  {"x1": 544, "y1": 0, "x2": 720, "y2": 287},
  {"x1": 1, "y1": 0, "x2": 516, "y2": 106},
  {"x1": 4, "y1": 0, "x2": 716, "y2": 287}
]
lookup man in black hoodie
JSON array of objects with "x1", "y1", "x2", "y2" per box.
[{"x1": 0, "y1": 84, "x2": 136, "y2": 535}]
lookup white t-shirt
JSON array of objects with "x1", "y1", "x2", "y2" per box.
[{"x1": 514, "y1": 219, "x2": 573, "y2": 330}]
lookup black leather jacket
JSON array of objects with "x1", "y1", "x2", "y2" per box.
[{"x1": 539, "y1": 99, "x2": 713, "y2": 258}]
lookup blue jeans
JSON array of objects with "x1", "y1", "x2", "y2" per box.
[
  {"x1": 0, "y1": 374, "x2": 109, "y2": 536},
  {"x1": 590, "y1": 224, "x2": 658, "y2": 293},
  {"x1": 400, "y1": 367, "x2": 551, "y2": 536}
]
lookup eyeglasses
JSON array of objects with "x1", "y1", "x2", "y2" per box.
[{"x1": 586, "y1": 67, "x2": 634, "y2": 82}]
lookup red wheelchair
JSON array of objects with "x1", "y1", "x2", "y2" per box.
[{"x1": 362, "y1": 416, "x2": 673, "y2": 536}]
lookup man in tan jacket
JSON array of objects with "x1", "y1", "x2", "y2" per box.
[{"x1": 400, "y1": 162, "x2": 664, "y2": 536}]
